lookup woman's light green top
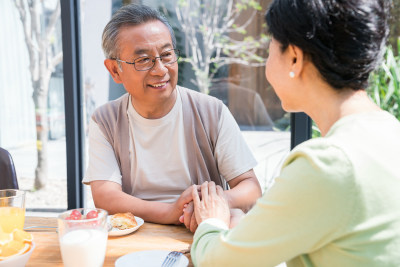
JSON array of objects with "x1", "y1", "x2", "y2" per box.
[{"x1": 192, "y1": 111, "x2": 400, "y2": 267}]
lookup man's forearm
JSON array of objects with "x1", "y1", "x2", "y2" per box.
[
  {"x1": 91, "y1": 182, "x2": 180, "y2": 224},
  {"x1": 225, "y1": 176, "x2": 262, "y2": 212},
  {"x1": 96, "y1": 193, "x2": 174, "y2": 224}
]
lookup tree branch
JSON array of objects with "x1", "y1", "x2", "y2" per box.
[
  {"x1": 175, "y1": 0, "x2": 268, "y2": 92},
  {"x1": 45, "y1": 0, "x2": 60, "y2": 40}
]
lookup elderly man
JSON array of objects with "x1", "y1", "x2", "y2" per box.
[{"x1": 83, "y1": 4, "x2": 261, "y2": 230}]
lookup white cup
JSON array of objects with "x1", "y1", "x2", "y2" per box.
[{"x1": 57, "y1": 208, "x2": 108, "y2": 267}]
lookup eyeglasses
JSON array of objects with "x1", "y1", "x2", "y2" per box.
[{"x1": 111, "y1": 49, "x2": 180, "y2": 71}]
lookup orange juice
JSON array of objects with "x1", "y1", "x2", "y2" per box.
[{"x1": 0, "y1": 207, "x2": 25, "y2": 233}]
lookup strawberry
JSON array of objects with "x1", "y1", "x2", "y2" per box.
[
  {"x1": 86, "y1": 210, "x2": 98, "y2": 219},
  {"x1": 70, "y1": 209, "x2": 82, "y2": 220}
]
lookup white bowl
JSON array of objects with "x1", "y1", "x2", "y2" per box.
[{"x1": 0, "y1": 242, "x2": 35, "y2": 267}]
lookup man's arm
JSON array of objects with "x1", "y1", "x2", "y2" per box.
[
  {"x1": 212, "y1": 105, "x2": 261, "y2": 211},
  {"x1": 90, "y1": 180, "x2": 194, "y2": 224},
  {"x1": 181, "y1": 169, "x2": 261, "y2": 232},
  {"x1": 225, "y1": 169, "x2": 261, "y2": 212}
]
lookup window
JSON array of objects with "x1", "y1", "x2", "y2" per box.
[
  {"x1": 2, "y1": 0, "x2": 313, "y2": 211},
  {"x1": 0, "y1": 0, "x2": 67, "y2": 212},
  {"x1": 80, "y1": 0, "x2": 290, "y2": 194}
]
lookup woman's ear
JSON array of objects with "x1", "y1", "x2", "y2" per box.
[
  {"x1": 104, "y1": 59, "x2": 123, "y2": 84},
  {"x1": 287, "y1": 44, "x2": 304, "y2": 78}
]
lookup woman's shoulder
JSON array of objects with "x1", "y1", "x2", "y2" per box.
[
  {"x1": 286, "y1": 137, "x2": 350, "y2": 166},
  {"x1": 282, "y1": 137, "x2": 354, "y2": 187}
]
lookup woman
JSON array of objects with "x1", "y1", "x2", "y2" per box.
[{"x1": 190, "y1": 0, "x2": 400, "y2": 266}]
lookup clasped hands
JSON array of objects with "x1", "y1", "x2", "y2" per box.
[{"x1": 178, "y1": 181, "x2": 243, "y2": 232}]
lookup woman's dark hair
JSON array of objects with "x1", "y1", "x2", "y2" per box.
[{"x1": 265, "y1": 0, "x2": 391, "y2": 90}]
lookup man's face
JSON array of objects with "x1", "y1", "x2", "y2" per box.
[{"x1": 108, "y1": 20, "x2": 178, "y2": 115}]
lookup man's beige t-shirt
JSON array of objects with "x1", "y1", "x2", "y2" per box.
[{"x1": 83, "y1": 88, "x2": 257, "y2": 203}]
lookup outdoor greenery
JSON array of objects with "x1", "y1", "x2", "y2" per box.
[
  {"x1": 368, "y1": 39, "x2": 400, "y2": 121},
  {"x1": 175, "y1": 0, "x2": 269, "y2": 93},
  {"x1": 389, "y1": 0, "x2": 400, "y2": 55}
]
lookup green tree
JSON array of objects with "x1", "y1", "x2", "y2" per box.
[{"x1": 175, "y1": 0, "x2": 269, "y2": 93}]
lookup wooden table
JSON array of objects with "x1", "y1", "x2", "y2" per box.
[{"x1": 24, "y1": 216, "x2": 194, "y2": 266}]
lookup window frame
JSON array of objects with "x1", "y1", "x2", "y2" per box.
[{"x1": 61, "y1": 0, "x2": 85, "y2": 209}]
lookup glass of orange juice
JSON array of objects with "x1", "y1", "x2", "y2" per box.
[{"x1": 0, "y1": 189, "x2": 26, "y2": 233}]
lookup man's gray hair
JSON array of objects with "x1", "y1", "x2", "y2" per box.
[{"x1": 102, "y1": 4, "x2": 177, "y2": 59}]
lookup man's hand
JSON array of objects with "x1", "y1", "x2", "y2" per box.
[
  {"x1": 168, "y1": 185, "x2": 201, "y2": 225},
  {"x1": 179, "y1": 186, "x2": 201, "y2": 232},
  {"x1": 192, "y1": 182, "x2": 230, "y2": 226},
  {"x1": 179, "y1": 202, "x2": 198, "y2": 232}
]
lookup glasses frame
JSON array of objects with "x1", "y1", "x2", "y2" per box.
[{"x1": 111, "y1": 48, "x2": 180, "y2": 71}]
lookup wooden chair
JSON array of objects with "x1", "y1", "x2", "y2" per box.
[{"x1": 0, "y1": 147, "x2": 19, "y2": 189}]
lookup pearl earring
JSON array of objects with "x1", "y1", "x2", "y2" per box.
[{"x1": 289, "y1": 71, "x2": 295, "y2": 78}]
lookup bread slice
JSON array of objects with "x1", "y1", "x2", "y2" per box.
[{"x1": 110, "y1": 212, "x2": 138, "y2": 230}]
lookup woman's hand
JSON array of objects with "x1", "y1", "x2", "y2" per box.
[{"x1": 192, "y1": 181, "x2": 230, "y2": 226}]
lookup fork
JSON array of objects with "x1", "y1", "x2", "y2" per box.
[{"x1": 161, "y1": 251, "x2": 182, "y2": 267}]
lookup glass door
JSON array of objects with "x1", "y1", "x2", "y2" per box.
[
  {"x1": 80, "y1": 0, "x2": 291, "y2": 194},
  {"x1": 0, "y1": 0, "x2": 67, "y2": 212}
]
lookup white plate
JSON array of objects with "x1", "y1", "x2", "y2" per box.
[
  {"x1": 115, "y1": 250, "x2": 188, "y2": 267},
  {"x1": 107, "y1": 215, "x2": 144, "y2": 237}
]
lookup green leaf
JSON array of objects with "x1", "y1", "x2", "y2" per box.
[
  {"x1": 236, "y1": 28, "x2": 247, "y2": 34},
  {"x1": 368, "y1": 44, "x2": 400, "y2": 121},
  {"x1": 244, "y1": 36, "x2": 254, "y2": 42},
  {"x1": 178, "y1": 0, "x2": 188, "y2": 7},
  {"x1": 235, "y1": 3, "x2": 244, "y2": 11},
  {"x1": 249, "y1": 0, "x2": 262, "y2": 10}
]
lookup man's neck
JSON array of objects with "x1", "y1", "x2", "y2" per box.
[{"x1": 130, "y1": 89, "x2": 177, "y2": 119}]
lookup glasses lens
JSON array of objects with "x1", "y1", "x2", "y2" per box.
[
  {"x1": 134, "y1": 49, "x2": 179, "y2": 71},
  {"x1": 134, "y1": 56, "x2": 154, "y2": 71},
  {"x1": 160, "y1": 49, "x2": 179, "y2": 64}
]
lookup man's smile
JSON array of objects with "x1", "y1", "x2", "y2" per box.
[{"x1": 148, "y1": 81, "x2": 168, "y2": 89}]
